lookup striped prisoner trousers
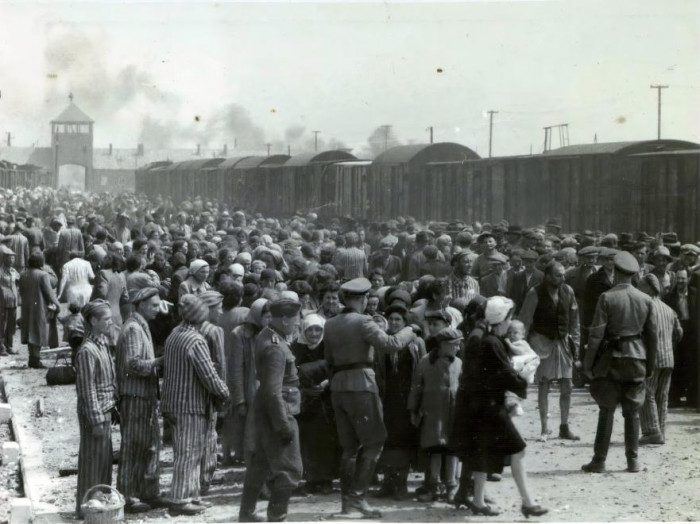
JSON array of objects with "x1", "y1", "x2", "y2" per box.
[
  {"x1": 117, "y1": 396, "x2": 161, "y2": 501},
  {"x1": 640, "y1": 367, "x2": 673, "y2": 438},
  {"x1": 169, "y1": 413, "x2": 207, "y2": 504},
  {"x1": 76, "y1": 415, "x2": 112, "y2": 515},
  {"x1": 200, "y1": 413, "x2": 218, "y2": 489}
]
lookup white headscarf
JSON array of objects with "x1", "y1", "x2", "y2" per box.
[{"x1": 298, "y1": 313, "x2": 325, "y2": 348}]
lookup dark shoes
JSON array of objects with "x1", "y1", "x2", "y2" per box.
[
  {"x1": 639, "y1": 433, "x2": 664, "y2": 445},
  {"x1": 627, "y1": 459, "x2": 640, "y2": 473},
  {"x1": 466, "y1": 499, "x2": 500, "y2": 516},
  {"x1": 125, "y1": 499, "x2": 151, "y2": 513},
  {"x1": 581, "y1": 460, "x2": 606, "y2": 473},
  {"x1": 522, "y1": 504, "x2": 549, "y2": 518},
  {"x1": 343, "y1": 495, "x2": 383, "y2": 518},
  {"x1": 28, "y1": 359, "x2": 46, "y2": 369},
  {"x1": 142, "y1": 496, "x2": 170, "y2": 509},
  {"x1": 169, "y1": 502, "x2": 205, "y2": 516},
  {"x1": 559, "y1": 424, "x2": 581, "y2": 441}
]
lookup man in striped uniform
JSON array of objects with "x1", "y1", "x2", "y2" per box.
[
  {"x1": 638, "y1": 274, "x2": 683, "y2": 445},
  {"x1": 239, "y1": 297, "x2": 303, "y2": 522},
  {"x1": 162, "y1": 294, "x2": 229, "y2": 517},
  {"x1": 115, "y1": 285, "x2": 165, "y2": 513},
  {"x1": 447, "y1": 251, "x2": 480, "y2": 303},
  {"x1": 75, "y1": 300, "x2": 118, "y2": 518},
  {"x1": 332, "y1": 232, "x2": 368, "y2": 281},
  {"x1": 198, "y1": 290, "x2": 226, "y2": 495}
]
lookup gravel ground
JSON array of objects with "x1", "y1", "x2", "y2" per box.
[
  {"x1": 1, "y1": 328, "x2": 700, "y2": 522},
  {"x1": 0, "y1": 389, "x2": 23, "y2": 524}
]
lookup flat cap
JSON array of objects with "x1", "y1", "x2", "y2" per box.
[
  {"x1": 424, "y1": 308, "x2": 452, "y2": 323},
  {"x1": 269, "y1": 297, "x2": 302, "y2": 317},
  {"x1": 598, "y1": 247, "x2": 620, "y2": 258},
  {"x1": 488, "y1": 252, "x2": 508, "y2": 264},
  {"x1": 650, "y1": 246, "x2": 673, "y2": 261},
  {"x1": 614, "y1": 251, "x2": 640, "y2": 275},
  {"x1": 341, "y1": 277, "x2": 372, "y2": 295},
  {"x1": 433, "y1": 327, "x2": 464, "y2": 344},
  {"x1": 578, "y1": 245, "x2": 599, "y2": 256},
  {"x1": 477, "y1": 232, "x2": 495, "y2": 243},
  {"x1": 521, "y1": 249, "x2": 539, "y2": 261}
]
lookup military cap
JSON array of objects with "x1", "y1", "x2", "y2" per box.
[
  {"x1": 614, "y1": 251, "x2": 640, "y2": 275},
  {"x1": 341, "y1": 277, "x2": 372, "y2": 296},
  {"x1": 681, "y1": 244, "x2": 700, "y2": 255},
  {"x1": 578, "y1": 245, "x2": 599, "y2": 256},
  {"x1": 433, "y1": 327, "x2": 464, "y2": 344},
  {"x1": 488, "y1": 252, "x2": 508, "y2": 264},
  {"x1": 521, "y1": 249, "x2": 539, "y2": 261},
  {"x1": 269, "y1": 297, "x2": 302, "y2": 317},
  {"x1": 200, "y1": 290, "x2": 224, "y2": 306}
]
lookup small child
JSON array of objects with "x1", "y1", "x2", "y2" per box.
[
  {"x1": 58, "y1": 301, "x2": 85, "y2": 366},
  {"x1": 504, "y1": 319, "x2": 540, "y2": 417}
]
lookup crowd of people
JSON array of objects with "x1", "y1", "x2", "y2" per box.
[{"x1": 0, "y1": 186, "x2": 696, "y2": 520}]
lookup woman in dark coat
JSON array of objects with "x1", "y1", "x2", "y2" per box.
[
  {"x1": 375, "y1": 304, "x2": 425, "y2": 500},
  {"x1": 451, "y1": 296, "x2": 547, "y2": 517},
  {"x1": 292, "y1": 313, "x2": 338, "y2": 494}
]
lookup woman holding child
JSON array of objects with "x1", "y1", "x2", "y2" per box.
[{"x1": 450, "y1": 296, "x2": 547, "y2": 517}]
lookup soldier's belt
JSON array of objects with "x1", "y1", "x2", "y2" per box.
[
  {"x1": 333, "y1": 362, "x2": 373, "y2": 373},
  {"x1": 604, "y1": 334, "x2": 641, "y2": 343}
]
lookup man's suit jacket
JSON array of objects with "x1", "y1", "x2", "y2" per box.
[{"x1": 508, "y1": 269, "x2": 544, "y2": 313}]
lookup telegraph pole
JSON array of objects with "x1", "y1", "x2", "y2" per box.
[
  {"x1": 265, "y1": 143, "x2": 271, "y2": 156},
  {"x1": 312, "y1": 131, "x2": 321, "y2": 152},
  {"x1": 287, "y1": 144, "x2": 291, "y2": 156},
  {"x1": 382, "y1": 125, "x2": 392, "y2": 151},
  {"x1": 650, "y1": 84, "x2": 669, "y2": 139},
  {"x1": 427, "y1": 126, "x2": 434, "y2": 144},
  {"x1": 487, "y1": 110, "x2": 498, "y2": 158}
]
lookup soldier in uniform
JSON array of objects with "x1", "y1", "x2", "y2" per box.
[
  {"x1": 582, "y1": 252, "x2": 658, "y2": 473},
  {"x1": 239, "y1": 298, "x2": 303, "y2": 523},
  {"x1": 323, "y1": 277, "x2": 416, "y2": 518}
]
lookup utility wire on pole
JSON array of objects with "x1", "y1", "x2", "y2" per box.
[
  {"x1": 312, "y1": 131, "x2": 321, "y2": 152},
  {"x1": 650, "y1": 85, "x2": 669, "y2": 140},
  {"x1": 487, "y1": 110, "x2": 498, "y2": 158}
]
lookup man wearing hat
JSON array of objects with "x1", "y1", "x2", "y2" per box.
[
  {"x1": 471, "y1": 232, "x2": 503, "y2": 281},
  {"x1": 198, "y1": 290, "x2": 226, "y2": 496},
  {"x1": 162, "y1": 294, "x2": 229, "y2": 516},
  {"x1": 670, "y1": 244, "x2": 700, "y2": 275},
  {"x1": 5, "y1": 221, "x2": 28, "y2": 272},
  {"x1": 648, "y1": 246, "x2": 675, "y2": 298},
  {"x1": 239, "y1": 297, "x2": 303, "y2": 522},
  {"x1": 57, "y1": 216, "x2": 85, "y2": 271},
  {"x1": 583, "y1": 248, "x2": 618, "y2": 338},
  {"x1": 323, "y1": 278, "x2": 417, "y2": 518},
  {"x1": 480, "y1": 252, "x2": 509, "y2": 298},
  {"x1": 447, "y1": 251, "x2": 480, "y2": 303},
  {"x1": 368, "y1": 237, "x2": 402, "y2": 285},
  {"x1": 115, "y1": 285, "x2": 165, "y2": 513},
  {"x1": 582, "y1": 252, "x2": 658, "y2": 473},
  {"x1": 508, "y1": 250, "x2": 543, "y2": 314},
  {"x1": 0, "y1": 246, "x2": 19, "y2": 356}
]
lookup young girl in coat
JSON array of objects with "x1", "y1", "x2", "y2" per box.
[{"x1": 409, "y1": 327, "x2": 463, "y2": 502}]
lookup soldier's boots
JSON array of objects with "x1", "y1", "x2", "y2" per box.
[
  {"x1": 559, "y1": 424, "x2": 580, "y2": 440},
  {"x1": 581, "y1": 459, "x2": 606, "y2": 473},
  {"x1": 267, "y1": 488, "x2": 294, "y2": 522}
]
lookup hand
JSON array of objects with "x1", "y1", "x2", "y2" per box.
[
  {"x1": 277, "y1": 425, "x2": 295, "y2": 445},
  {"x1": 110, "y1": 407, "x2": 121, "y2": 426},
  {"x1": 236, "y1": 404, "x2": 247, "y2": 417},
  {"x1": 92, "y1": 422, "x2": 109, "y2": 437},
  {"x1": 574, "y1": 360, "x2": 583, "y2": 370},
  {"x1": 410, "y1": 412, "x2": 421, "y2": 427}
]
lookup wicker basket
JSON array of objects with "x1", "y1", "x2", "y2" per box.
[{"x1": 81, "y1": 484, "x2": 125, "y2": 523}]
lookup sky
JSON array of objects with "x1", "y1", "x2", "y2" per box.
[{"x1": 1, "y1": 0, "x2": 699, "y2": 158}]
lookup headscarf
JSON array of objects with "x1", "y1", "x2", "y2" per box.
[
  {"x1": 81, "y1": 299, "x2": 111, "y2": 325},
  {"x1": 189, "y1": 259, "x2": 209, "y2": 276},
  {"x1": 298, "y1": 313, "x2": 325, "y2": 349},
  {"x1": 484, "y1": 296, "x2": 515, "y2": 325},
  {"x1": 245, "y1": 298, "x2": 269, "y2": 328}
]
